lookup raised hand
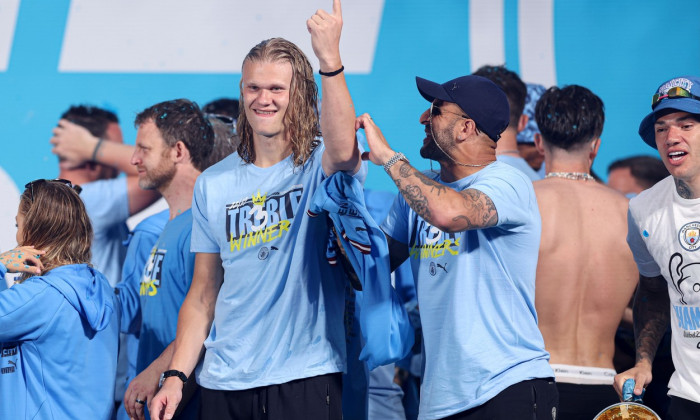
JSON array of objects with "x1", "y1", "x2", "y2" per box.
[
  {"x1": 50, "y1": 119, "x2": 99, "y2": 169},
  {"x1": 355, "y1": 113, "x2": 396, "y2": 166},
  {"x1": 0, "y1": 246, "x2": 45, "y2": 275},
  {"x1": 306, "y1": 0, "x2": 343, "y2": 71}
]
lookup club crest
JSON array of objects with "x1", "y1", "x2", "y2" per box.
[{"x1": 679, "y1": 222, "x2": 700, "y2": 251}]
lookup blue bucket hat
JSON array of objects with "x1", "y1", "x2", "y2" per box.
[
  {"x1": 416, "y1": 75, "x2": 509, "y2": 141},
  {"x1": 517, "y1": 83, "x2": 547, "y2": 145},
  {"x1": 639, "y1": 76, "x2": 700, "y2": 148}
]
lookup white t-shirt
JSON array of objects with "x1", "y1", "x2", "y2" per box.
[{"x1": 627, "y1": 175, "x2": 700, "y2": 404}]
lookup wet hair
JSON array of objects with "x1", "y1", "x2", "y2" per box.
[
  {"x1": 61, "y1": 105, "x2": 118, "y2": 138},
  {"x1": 135, "y1": 99, "x2": 215, "y2": 172},
  {"x1": 608, "y1": 155, "x2": 669, "y2": 189},
  {"x1": 203, "y1": 115, "x2": 240, "y2": 169},
  {"x1": 535, "y1": 85, "x2": 605, "y2": 150},
  {"x1": 203, "y1": 98, "x2": 240, "y2": 120},
  {"x1": 18, "y1": 180, "x2": 92, "y2": 280},
  {"x1": 236, "y1": 38, "x2": 321, "y2": 167},
  {"x1": 473, "y1": 65, "x2": 526, "y2": 129}
]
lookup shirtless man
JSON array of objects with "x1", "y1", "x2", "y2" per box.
[{"x1": 532, "y1": 85, "x2": 638, "y2": 419}]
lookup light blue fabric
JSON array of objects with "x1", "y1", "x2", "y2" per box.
[
  {"x1": 116, "y1": 209, "x2": 169, "y2": 335},
  {"x1": 382, "y1": 161, "x2": 553, "y2": 420},
  {"x1": 0, "y1": 262, "x2": 6, "y2": 291},
  {"x1": 496, "y1": 154, "x2": 542, "y2": 181},
  {"x1": 0, "y1": 264, "x2": 119, "y2": 420},
  {"x1": 308, "y1": 172, "x2": 413, "y2": 369},
  {"x1": 114, "y1": 209, "x2": 168, "y2": 420},
  {"x1": 80, "y1": 178, "x2": 130, "y2": 287},
  {"x1": 191, "y1": 143, "x2": 367, "y2": 390},
  {"x1": 134, "y1": 210, "x2": 195, "y2": 376}
]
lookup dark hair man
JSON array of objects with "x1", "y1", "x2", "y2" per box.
[
  {"x1": 614, "y1": 76, "x2": 700, "y2": 420},
  {"x1": 150, "y1": 1, "x2": 364, "y2": 419},
  {"x1": 607, "y1": 155, "x2": 669, "y2": 198},
  {"x1": 532, "y1": 85, "x2": 638, "y2": 419},
  {"x1": 357, "y1": 73, "x2": 556, "y2": 419},
  {"x1": 114, "y1": 99, "x2": 214, "y2": 420},
  {"x1": 473, "y1": 65, "x2": 540, "y2": 181}
]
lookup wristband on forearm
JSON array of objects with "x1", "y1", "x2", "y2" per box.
[{"x1": 91, "y1": 137, "x2": 104, "y2": 162}]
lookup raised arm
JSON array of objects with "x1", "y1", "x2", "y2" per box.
[
  {"x1": 51, "y1": 119, "x2": 138, "y2": 175},
  {"x1": 358, "y1": 114, "x2": 497, "y2": 233},
  {"x1": 307, "y1": 0, "x2": 361, "y2": 175},
  {"x1": 613, "y1": 274, "x2": 669, "y2": 399},
  {"x1": 149, "y1": 252, "x2": 223, "y2": 420}
]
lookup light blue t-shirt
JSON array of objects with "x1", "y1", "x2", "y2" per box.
[
  {"x1": 191, "y1": 143, "x2": 366, "y2": 390},
  {"x1": 81, "y1": 178, "x2": 130, "y2": 287},
  {"x1": 137, "y1": 210, "x2": 195, "y2": 374},
  {"x1": 382, "y1": 161, "x2": 552, "y2": 420},
  {"x1": 496, "y1": 154, "x2": 541, "y2": 181}
]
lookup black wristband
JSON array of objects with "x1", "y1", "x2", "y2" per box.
[{"x1": 319, "y1": 65, "x2": 344, "y2": 77}]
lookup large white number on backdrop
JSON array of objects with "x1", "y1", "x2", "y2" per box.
[
  {"x1": 469, "y1": 0, "x2": 505, "y2": 72},
  {"x1": 518, "y1": 0, "x2": 556, "y2": 87},
  {"x1": 0, "y1": 0, "x2": 21, "y2": 72},
  {"x1": 469, "y1": 0, "x2": 556, "y2": 87},
  {"x1": 58, "y1": 0, "x2": 384, "y2": 73}
]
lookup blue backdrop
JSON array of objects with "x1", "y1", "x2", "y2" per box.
[{"x1": 1, "y1": 0, "x2": 698, "y2": 192}]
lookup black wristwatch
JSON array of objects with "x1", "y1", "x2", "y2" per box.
[{"x1": 159, "y1": 370, "x2": 188, "y2": 388}]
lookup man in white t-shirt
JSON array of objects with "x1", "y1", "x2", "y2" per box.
[{"x1": 614, "y1": 75, "x2": 700, "y2": 420}]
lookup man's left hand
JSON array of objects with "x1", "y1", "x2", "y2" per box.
[{"x1": 124, "y1": 365, "x2": 160, "y2": 420}]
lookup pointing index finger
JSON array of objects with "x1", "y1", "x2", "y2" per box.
[{"x1": 332, "y1": 0, "x2": 341, "y2": 17}]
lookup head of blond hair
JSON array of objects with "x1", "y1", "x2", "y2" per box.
[{"x1": 236, "y1": 38, "x2": 320, "y2": 167}]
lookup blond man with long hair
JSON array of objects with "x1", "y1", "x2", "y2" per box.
[
  {"x1": 150, "y1": 1, "x2": 364, "y2": 419},
  {"x1": 0, "y1": 179, "x2": 119, "y2": 420}
]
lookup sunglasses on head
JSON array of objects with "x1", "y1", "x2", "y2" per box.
[
  {"x1": 652, "y1": 86, "x2": 700, "y2": 109},
  {"x1": 24, "y1": 179, "x2": 82, "y2": 202}
]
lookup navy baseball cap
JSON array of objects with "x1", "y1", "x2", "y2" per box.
[
  {"x1": 416, "y1": 75, "x2": 510, "y2": 141},
  {"x1": 639, "y1": 76, "x2": 700, "y2": 148}
]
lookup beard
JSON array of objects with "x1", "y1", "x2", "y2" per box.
[
  {"x1": 138, "y1": 159, "x2": 176, "y2": 191},
  {"x1": 420, "y1": 121, "x2": 457, "y2": 162}
]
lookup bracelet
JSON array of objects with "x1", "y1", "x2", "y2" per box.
[
  {"x1": 319, "y1": 65, "x2": 344, "y2": 77},
  {"x1": 91, "y1": 137, "x2": 104, "y2": 162},
  {"x1": 383, "y1": 152, "x2": 408, "y2": 173}
]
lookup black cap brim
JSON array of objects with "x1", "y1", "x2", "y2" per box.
[{"x1": 416, "y1": 77, "x2": 452, "y2": 104}]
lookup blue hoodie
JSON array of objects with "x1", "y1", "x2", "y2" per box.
[{"x1": 0, "y1": 264, "x2": 119, "y2": 420}]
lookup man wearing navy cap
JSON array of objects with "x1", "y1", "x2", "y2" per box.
[
  {"x1": 357, "y1": 75, "x2": 557, "y2": 419},
  {"x1": 614, "y1": 76, "x2": 700, "y2": 420}
]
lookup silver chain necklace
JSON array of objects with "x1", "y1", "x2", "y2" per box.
[{"x1": 545, "y1": 172, "x2": 595, "y2": 181}]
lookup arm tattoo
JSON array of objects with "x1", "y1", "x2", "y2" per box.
[
  {"x1": 391, "y1": 161, "x2": 498, "y2": 231},
  {"x1": 634, "y1": 274, "x2": 670, "y2": 365},
  {"x1": 674, "y1": 178, "x2": 694, "y2": 199}
]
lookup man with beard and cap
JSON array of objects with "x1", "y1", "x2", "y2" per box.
[
  {"x1": 357, "y1": 74, "x2": 557, "y2": 419},
  {"x1": 614, "y1": 76, "x2": 700, "y2": 420}
]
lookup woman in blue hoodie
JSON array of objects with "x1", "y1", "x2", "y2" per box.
[{"x1": 0, "y1": 179, "x2": 119, "y2": 420}]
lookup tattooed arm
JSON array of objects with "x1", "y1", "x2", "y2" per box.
[
  {"x1": 387, "y1": 160, "x2": 497, "y2": 233},
  {"x1": 356, "y1": 113, "x2": 497, "y2": 233},
  {"x1": 613, "y1": 274, "x2": 669, "y2": 399}
]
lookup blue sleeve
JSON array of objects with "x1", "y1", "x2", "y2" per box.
[
  {"x1": 115, "y1": 229, "x2": 161, "y2": 334},
  {"x1": 381, "y1": 194, "x2": 410, "y2": 245},
  {"x1": 627, "y1": 210, "x2": 661, "y2": 277},
  {"x1": 191, "y1": 176, "x2": 220, "y2": 253},
  {"x1": 0, "y1": 278, "x2": 62, "y2": 341},
  {"x1": 80, "y1": 178, "x2": 130, "y2": 230},
  {"x1": 470, "y1": 169, "x2": 533, "y2": 228}
]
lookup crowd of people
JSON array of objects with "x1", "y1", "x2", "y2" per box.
[{"x1": 1, "y1": 1, "x2": 699, "y2": 419}]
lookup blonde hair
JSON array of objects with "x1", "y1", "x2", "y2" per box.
[
  {"x1": 18, "y1": 181, "x2": 92, "y2": 280},
  {"x1": 236, "y1": 38, "x2": 321, "y2": 167}
]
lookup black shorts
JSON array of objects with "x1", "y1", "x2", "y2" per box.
[
  {"x1": 556, "y1": 382, "x2": 619, "y2": 420},
  {"x1": 443, "y1": 378, "x2": 558, "y2": 420},
  {"x1": 667, "y1": 396, "x2": 700, "y2": 420},
  {"x1": 200, "y1": 373, "x2": 342, "y2": 420}
]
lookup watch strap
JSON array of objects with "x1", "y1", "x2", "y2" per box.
[
  {"x1": 383, "y1": 152, "x2": 408, "y2": 173},
  {"x1": 162, "y1": 369, "x2": 188, "y2": 385}
]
